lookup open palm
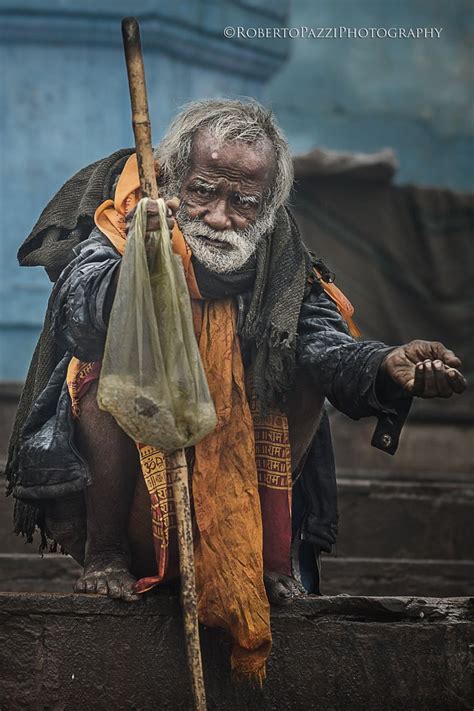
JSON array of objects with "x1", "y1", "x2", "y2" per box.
[{"x1": 381, "y1": 340, "x2": 466, "y2": 398}]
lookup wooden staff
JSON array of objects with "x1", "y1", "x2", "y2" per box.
[{"x1": 121, "y1": 17, "x2": 207, "y2": 711}]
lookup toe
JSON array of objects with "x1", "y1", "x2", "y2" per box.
[
  {"x1": 84, "y1": 577, "x2": 98, "y2": 594},
  {"x1": 95, "y1": 579, "x2": 108, "y2": 596},
  {"x1": 73, "y1": 577, "x2": 86, "y2": 594},
  {"x1": 107, "y1": 579, "x2": 122, "y2": 599},
  {"x1": 276, "y1": 583, "x2": 293, "y2": 604},
  {"x1": 276, "y1": 574, "x2": 305, "y2": 598},
  {"x1": 120, "y1": 573, "x2": 141, "y2": 602},
  {"x1": 287, "y1": 578, "x2": 306, "y2": 597},
  {"x1": 122, "y1": 587, "x2": 141, "y2": 603}
]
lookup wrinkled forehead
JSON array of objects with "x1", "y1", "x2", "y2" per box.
[{"x1": 188, "y1": 128, "x2": 276, "y2": 186}]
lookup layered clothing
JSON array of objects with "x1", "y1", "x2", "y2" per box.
[{"x1": 7, "y1": 151, "x2": 411, "y2": 681}]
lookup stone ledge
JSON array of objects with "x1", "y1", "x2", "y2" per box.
[
  {"x1": 1, "y1": 591, "x2": 472, "y2": 621},
  {"x1": 0, "y1": 592, "x2": 473, "y2": 710}
]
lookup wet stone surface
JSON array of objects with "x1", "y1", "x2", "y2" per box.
[{"x1": 0, "y1": 592, "x2": 472, "y2": 710}]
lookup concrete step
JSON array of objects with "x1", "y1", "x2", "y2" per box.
[
  {"x1": 3, "y1": 479, "x2": 473, "y2": 564},
  {"x1": 0, "y1": 483, "x2": 37, "y2": 554},
  {"x1": 330, "y1": 411, "x2": 474, "y2": 477},
  {"x1": 336, "y1": 478, "x2": 474, "y2": 559},
  {"x1": 1, "y1": 592, "x2": 472, "y2": 710},
  {"x1": 0, "y1": 553, "x2": 80, "y2": 593},
  {"x1": 337, "y1": 466, "x2": 474, "y2": 485},
  {"x1": 322, "y1": 557, "x2": 474, "y2": 597}
]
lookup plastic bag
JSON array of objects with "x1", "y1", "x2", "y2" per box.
[{"x1": 97, "y1": 197, "x2": 217, "y2": 451}]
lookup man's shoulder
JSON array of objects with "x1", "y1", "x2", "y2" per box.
[
  {"x1": 302, "y1": 276, "x2": 328, "y2": 305},
  {"x1": 298, "y1": 277, "x2": 351, "y2": 338},
  {"x1": 71, "y1": 227, "x2": 121, "y2": 262}
]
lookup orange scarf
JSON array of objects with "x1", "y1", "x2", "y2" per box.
[{"x1": 94, "y1": 155, "x2": 272, "y2": 680}]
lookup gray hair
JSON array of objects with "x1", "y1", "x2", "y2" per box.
[{"x1": 154, "y1": 99, "x2": 293, "y2": 211}]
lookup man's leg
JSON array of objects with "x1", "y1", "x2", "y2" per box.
[
  {"x1": 73, "y1": 381, "x2": 141, "y2": 602},
  {"x1": 44, "y1": 493, "x2": 87, "y2": 565}
]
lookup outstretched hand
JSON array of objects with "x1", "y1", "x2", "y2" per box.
[{"x1": 381, "y1": 340, "x2": 467, "y2": 398}]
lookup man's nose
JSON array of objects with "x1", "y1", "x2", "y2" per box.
[{"x1": 203, "y1": 200, "x2": 232, "y2": 231}]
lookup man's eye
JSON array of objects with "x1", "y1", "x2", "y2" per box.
[
  {"x1": 192, "y1": 186, "x2": 212, "y2": 197},
  {"x1": 233, "y1": 194, "x2": 254, "y2": 208}
]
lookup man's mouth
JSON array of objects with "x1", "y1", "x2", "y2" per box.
[{"x1": 196, "y1": 235, "x2": 233, "y2": 250}]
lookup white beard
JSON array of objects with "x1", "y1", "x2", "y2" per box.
[{"x1": 176, "y1": 209, "x2": 275, "y2": 273}]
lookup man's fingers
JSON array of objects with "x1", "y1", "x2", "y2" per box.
[
  {"x1": 146, "y1": 201, "x2": 159, "y2": 214},
  {"x1": 166, "y1": 197, "x2": 180, "y2": 215},
  {"x1": 145, "y1": 199, "x2": 177, "y2": 235},
  {"x1": 124, "y1": 206, "x2": 136, "y2": 232},
  {"x1": 414, "y1": 361, "x2": 466, "y2": 399},
  {"x1": 412, "y1": 362, "x2": 424, "y2": 396},
  {"x1": 145, "y1": 216, "x2": 161, "y2": 233},
  {"x1": 127, "y1": 199, "x2": 179, "y2": 236},
  {"x1": 430, "y1": 342, "x2": 462, "y2": 369},
  {"x1": 447, "y1": 368, "x2": 467, "y2": 394},
  {"x1": 145, "y1": 216, "x2": 175, "y2": 235},
  {"x1": 433, "y1": 360, "x2": 453, "y2": 398},
  {"x1": 445, "y1": 353, "x2": 462, "y2": 368},
  {"x1": 146, "y1": 197, "x2": 179, "y2": 215},
  {"x1": 421, "y1": 360, "x2": 437, "y2": 398}
]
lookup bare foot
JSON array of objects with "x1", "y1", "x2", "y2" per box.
[
  {"x1": 264, "y1": 571, "x2": 306, "y2": 606},
  {"x1": 74, "y1": 552, "x2": 141, "y2": 602}
]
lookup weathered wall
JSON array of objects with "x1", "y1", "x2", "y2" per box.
[{"x1": 265, "y1": 0, "x2": 473, "y2": 190}]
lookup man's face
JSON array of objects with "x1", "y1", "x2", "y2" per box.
[{"x1": 176, "y1": 129, "x2": 276, "y2": 273}]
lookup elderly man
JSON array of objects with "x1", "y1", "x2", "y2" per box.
[{"x1": 7, "y1": 99, "x2": 465, "y2": 678}]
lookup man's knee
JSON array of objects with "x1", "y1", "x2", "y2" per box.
[{"x1": 75, "y1": 381, "x2": 138, "y2": 467}]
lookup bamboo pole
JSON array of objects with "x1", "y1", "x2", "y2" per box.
[
  {"x1": 167, "y1": 448, "x2": 207, "y2": 710},
  {"x1": 121, "y1": 17, "x2": 207, "y2": 711},
  {"x1": 121, "y1": 17, "x2": 159, "y2": 200}
]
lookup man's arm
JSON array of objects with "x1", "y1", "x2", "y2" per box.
[
  {"x1": 297, "y1": 281, "x2": 403, "y2": 417},
  {"x1": 296, "y1": 280, "x2": 465, "y2": 454},
  {"x1": 49, "y1": 229, "x2": 121, "y2": 362},
  {"x1": 48, "y1": 197, "x2": 179, "y2": 362}
]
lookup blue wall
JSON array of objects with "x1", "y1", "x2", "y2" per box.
[
  {"x1": 0, "y1": 0, "x2": 289, "y2": 380},
  {"x1": 264, "y1": 0, "x2": 473, "y2": 190}
]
